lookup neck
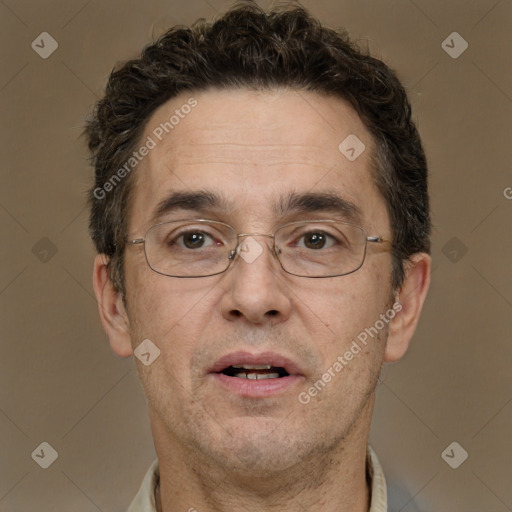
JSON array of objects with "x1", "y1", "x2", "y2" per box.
[{"x1": 151, "y1": 399, "x2": 374, "y2": 512}]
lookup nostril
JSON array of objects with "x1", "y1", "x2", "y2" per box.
[{"x1": 267, "y1": 310, "x2": 279, "y2": 316}]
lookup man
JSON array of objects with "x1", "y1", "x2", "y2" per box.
[{"x1": 86, "y1": 3, "x2": 431, "y2": 511}]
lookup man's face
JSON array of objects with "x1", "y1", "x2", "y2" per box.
[{"x1": 123, "y1": 88, "x2": 394, "y2": 475}]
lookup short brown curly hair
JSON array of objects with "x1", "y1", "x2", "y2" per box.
[{"x1": 85, "y1": 1, "x2": 430, "y2": 293}]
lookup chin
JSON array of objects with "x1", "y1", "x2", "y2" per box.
[{"x1": 202, "y1": 416, "x2": 313, "y2": 474}]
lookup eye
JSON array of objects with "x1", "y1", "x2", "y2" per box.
[
  {"x1": 183, "y1": 231, "x2": 210, "y2": 249},
  {"x1": 171, "y1": 230, "x2": 218, "y2": 249},
  {"x1": 297, "y1": 231, "x2": 336, "y2": 250}
]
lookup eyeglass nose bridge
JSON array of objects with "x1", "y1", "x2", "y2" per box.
[{"x1": 227, "y1": 232, "x2": 281, "y2": 262}]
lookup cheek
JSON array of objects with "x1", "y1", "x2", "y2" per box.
[
  {"x1": 126, "y1": 256, "x2": 204, "y2": 326},
  {"x1": 125, "y1": 269, "x2": 220, "y2": 370},
  {"x1": 125, "y1": 281, "x2": 202, "y2": 410},
  {"x1": 301, "y1": 262, "x2": 392, "y2": 354},
  {"x1": 124, "y1": 270, "x2": 183, "y2": 356}
]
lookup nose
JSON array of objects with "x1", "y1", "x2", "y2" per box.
[{"x1": 220, "y1": 235, "x2": 292, "y2": 325}]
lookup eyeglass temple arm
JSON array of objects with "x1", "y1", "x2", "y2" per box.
[{"x1": 366, "y1": 236, "x2": 391, "y2": 245}]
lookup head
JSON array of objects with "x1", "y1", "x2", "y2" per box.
[{"x1": 88, "y1": 2, "x2": 431, "y2": 478}]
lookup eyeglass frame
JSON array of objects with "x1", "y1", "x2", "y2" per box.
[{"x1": 126, "y1": 218, "x2": 391, "y2": 279}]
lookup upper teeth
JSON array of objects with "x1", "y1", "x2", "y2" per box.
[
  {"x1": 231, "y1": 364, "x2": 272, "y2": 370},
  {"x1": 234, "y1": 372, "x2": 280, "y2": 380}
]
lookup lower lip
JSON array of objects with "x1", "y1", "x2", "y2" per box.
[{"x1": 210, "y1": 373, "x2": 304, "y2": 398}]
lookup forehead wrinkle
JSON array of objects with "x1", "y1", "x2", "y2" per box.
[
  {"x1": 162, "y1": 143, "x2": 339, "y2": 167},
  {"x1": 172, "y1": 142, "x2": 318, "y2": 147},
  {"x1": 172, "y1": 160, "x2": 336, "y2": 171}
]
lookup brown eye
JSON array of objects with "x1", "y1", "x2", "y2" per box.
[
  {"x1": 297, "y1": 231, "x2": 337, "y2": 250},
  {"x1": 182, "y1": 232, "x2": 207, "y2": 249},
  {"x1": 304, "y1": 232, "x2": 327, "y2": 249}
]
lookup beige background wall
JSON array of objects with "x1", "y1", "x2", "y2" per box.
[{"x1": 1, "y1": 0, "x2": 511, "y2": 510}]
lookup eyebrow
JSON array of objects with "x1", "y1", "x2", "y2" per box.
[
  {"x1": 149, "y1": 190, "x2": 231, "y2": 224},
  {"x1": 276, "y1": 191, "x2": 362, "y2": 224},
  {"x1": 149, "y1": 190, "x2": 362, "y2": 225}
]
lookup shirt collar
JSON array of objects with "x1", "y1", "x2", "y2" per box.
[
  {"x1": 367, "y1": 445, "x2": 388, "y2": 511},
  {"x1": 126, "y1": 446, "x2": 387, "y2": 511}
]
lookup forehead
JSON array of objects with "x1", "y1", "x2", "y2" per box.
[{"x1": 128, "y1": 88, "x2": 386, "y2": 232}]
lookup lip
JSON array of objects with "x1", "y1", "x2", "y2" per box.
[
  {"x1": 209, "y1": 351, "x2": 305, "y2": 376},
  {"x1": 208, "y1": 350, "x2": 306, "y2": 398}
]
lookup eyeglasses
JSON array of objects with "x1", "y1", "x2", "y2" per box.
[{"x1": 127, "y1": 219, "x2": 390, "y2": 278}]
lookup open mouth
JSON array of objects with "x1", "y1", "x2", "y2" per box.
[
  {"x1": 209, "y1": 351, "x2": 304, "y2": 397},
  {"x1": 220, "y1": 364, "x2": 290, "y2": 380}
]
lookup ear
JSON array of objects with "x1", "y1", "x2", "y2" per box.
[
  {"x1": 92, "y1": 254, "x2": 133, "y2": 357},
  {"x1": 384, "y1": 252, "x2": 431, "y2": 363}
]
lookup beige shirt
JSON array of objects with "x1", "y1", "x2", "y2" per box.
[{"x1": 127, "y1": 446, "x2": 387, "y2": 512}]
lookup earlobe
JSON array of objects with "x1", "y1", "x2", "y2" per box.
[
  {"x1": 92, "y1": 254, "x2": 133, "y2": 357},
  {"x1": 384, "y1": 253, "x2": 431, "y2": 363}
]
